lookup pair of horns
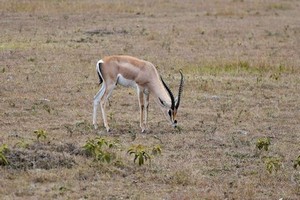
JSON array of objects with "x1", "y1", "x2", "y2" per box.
[{"x1": 161, "y1": 71, "x2": 184, "y2": 110}]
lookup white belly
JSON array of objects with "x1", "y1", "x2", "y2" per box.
[{"x1": 117, "y1": 74, "x2": 137, "y2": 88}]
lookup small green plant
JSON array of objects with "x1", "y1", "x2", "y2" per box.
[
  {"x1": 127, "y1": 144, "x2": 162, "y2": 166},
  {"x1": 264, "y1": 157, "x2": 282, "y2": 174},
  {"x1": 0, "y1": 144, "x2": 9, "y2": 166},
  {"x1": 293, "y1": 155, "x2": 300, "y2": 169},
  {"x1": 34, "y1": 129, "x2": 47, "y2": 141},
  {"x1": 128, "y1": 144, "x2": 151, "y2": 166},
  {"x1": 151, "y1": 145, "x2": 162, "y2": 156},
  {"x1": 256, "y1": 137, "x2": 271, "y2": 151},
  {"x1": 83, "y1": 137, "x2": 117, "y2": 163}
]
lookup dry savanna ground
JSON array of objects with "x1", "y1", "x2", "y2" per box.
[{"x1": 1, "y1": 0, "x2": 300, "y2": 199}]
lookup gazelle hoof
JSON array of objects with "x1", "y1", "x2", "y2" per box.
[{"x1": 141, "y1": 129, "x2": 146, "y2": 133}]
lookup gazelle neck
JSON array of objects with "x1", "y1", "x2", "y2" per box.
[{"x1": 150, "y1": 78, "x2": 173, "y2": 109}]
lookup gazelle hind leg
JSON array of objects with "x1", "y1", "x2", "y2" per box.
[
  {"x1": 93, "y1": 84, "x2": 106, "y2": 129},
  {"x1": 99, "y1": 82, "x2": 116, "y2": 132}
]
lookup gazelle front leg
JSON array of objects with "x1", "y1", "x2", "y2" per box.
[
  {"x1": 144, "y1": 91, "x2": 150, "y2": 131},
  {"x1": 137, "y1": 86, "x2": 146, "y2": 132}
]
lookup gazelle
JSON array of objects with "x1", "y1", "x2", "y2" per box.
[{"x1": 93, "y1": 55, "x2": 184, "y2": 132}]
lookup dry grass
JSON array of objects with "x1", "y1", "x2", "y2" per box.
[{"x1": 1, "y1": 0, "x2": 300, "y2": 199}]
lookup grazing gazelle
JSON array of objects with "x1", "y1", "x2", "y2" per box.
[{"x1": 93, "y1": 55, "x2": 184, "y2": 132}]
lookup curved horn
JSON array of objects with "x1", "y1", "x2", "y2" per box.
[
  {"x1": 161, "y1": 76, "x2": 175, "y2": 110},
  {"x1": 175, "y1": 71, "x2": 184, "y2": 110}
]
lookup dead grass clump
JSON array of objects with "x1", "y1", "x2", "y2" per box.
[
  {"x1": 4, "y1": 142, "x2": 79, "y2": 170},
  {"x1": 54, "y1": 142, "x2": 80, "y2": 154},
  {"x1": 6, "y1": 149, "x2": 75, "y2": 170}
]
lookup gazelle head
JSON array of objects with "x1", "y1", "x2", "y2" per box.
[{"x1": 159, "y1": 71, "x2": 184, "y2": 128}]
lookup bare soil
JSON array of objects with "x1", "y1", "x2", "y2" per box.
[{"x1": 1, "y1": 0, "x2": 300, "y2": 199}]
